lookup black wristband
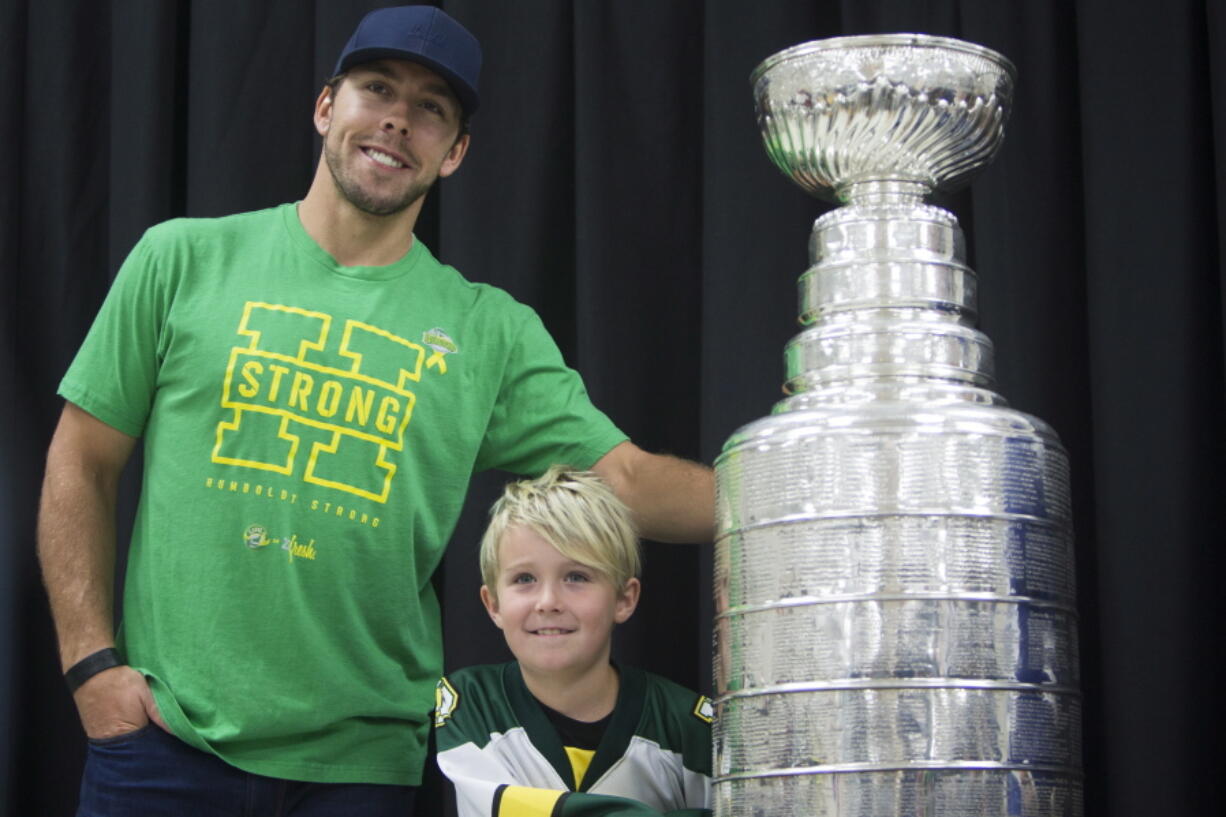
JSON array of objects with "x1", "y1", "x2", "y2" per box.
[{"x1": 64, "y1": 647, "x2": 124, "y2": 693}]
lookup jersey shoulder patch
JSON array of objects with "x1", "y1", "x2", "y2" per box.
[
  {"x1": 435, "y1": 676, "x2": 459, "y2": 727},
  {"x1": 692, "y1": 694, "x2": 714, "y2": 724}
]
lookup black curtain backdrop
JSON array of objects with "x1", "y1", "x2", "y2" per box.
[{"x1": 5, "y1": 1, "x2": 1224, "y2": 815}]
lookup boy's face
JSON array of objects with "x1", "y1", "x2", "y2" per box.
[{"x1": 480, "y1": 525, "x2": 639, "y2": 682}]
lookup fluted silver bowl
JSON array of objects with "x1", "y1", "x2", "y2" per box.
[{"x1": 752, "y1": 34, "x2": 1016, "y2": 201}]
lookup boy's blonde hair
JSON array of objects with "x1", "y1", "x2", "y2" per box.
[{"x1": 480, "y1": 465, "x2": 640, "y2": 596}]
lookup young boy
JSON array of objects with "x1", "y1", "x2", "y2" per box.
[{"x1": 435, "y1": 466, "x2": 713, "y2": 816}]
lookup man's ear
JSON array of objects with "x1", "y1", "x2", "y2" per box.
[
  {"x1": 613, "y1": 577, "x2": 641, "y2": 624},
  {"x1": 480, "y1": 584, "x2": 503, "y2": 629},
  {"x1": 438, "y1": 132, "x2": 470, "y2": 179},
  {"x1": 313, "y1": 85, "x2": 335, "y2": 137}
]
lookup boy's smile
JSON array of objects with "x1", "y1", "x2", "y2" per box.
[{"x1": 481, "y1": 525, "x2": 639, "y2": 684}]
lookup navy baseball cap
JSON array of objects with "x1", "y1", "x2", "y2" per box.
[{"x1": 334, "y1": 5, "x2": 481, "y2": 115}]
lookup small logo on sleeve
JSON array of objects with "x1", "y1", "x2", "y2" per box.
[
  {"x1": 434, "y1": 677, "x2": 459, "y2": 727},
  {"x1": 693, "y1": 695, "x2": 714, "y2": 724}
]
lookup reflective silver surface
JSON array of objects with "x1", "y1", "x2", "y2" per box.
[
  {"x1": 714, "y1": 34, "x2": 1081, "y2": 816},
  {"x1": 753, "y1": 34, "x2": 1015, "y2": 201}
]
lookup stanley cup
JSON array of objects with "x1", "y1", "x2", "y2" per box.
[{"x1": 713, "y1": 35, "x2": 1082, "y2": 816}]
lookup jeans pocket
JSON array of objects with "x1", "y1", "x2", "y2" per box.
[{"x1": 87, "y1": 722, "x2": 156, "y2": 747}]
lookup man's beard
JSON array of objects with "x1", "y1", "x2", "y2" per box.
[{"x1": 323, "y1": 136, "x2": 432, "y2": 216}]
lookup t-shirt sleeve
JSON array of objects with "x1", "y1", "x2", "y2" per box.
[
  {"x1": 58, "y1": 232, "x2": 168, "y2": 436},
  {"x1": 473, "y1": 309, "x2": 627, "y2": 475}
]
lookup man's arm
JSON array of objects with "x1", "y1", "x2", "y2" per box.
[
  {"x1": 38, "y1": 401, "x2": 166, "y2": 738},
  {"x1": 591, "y1": 442, "x2": 715, "y2": 544}
]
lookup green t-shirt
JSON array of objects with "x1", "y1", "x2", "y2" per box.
[{"x1": 59, "y1": 203, "x2": 627, "y2": 785}]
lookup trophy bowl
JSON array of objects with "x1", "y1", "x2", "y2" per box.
[{"x1": 752, "y1": 33, "x2": 1016, "y2": 202}]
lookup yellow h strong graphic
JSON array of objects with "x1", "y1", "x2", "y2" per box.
[{"x1": 213, "y1": 302, "x2": 425, "y2": 503}]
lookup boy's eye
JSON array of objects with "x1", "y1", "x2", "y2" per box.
[
  {"x1": 509, "y1": 573, "x2": 535, "y2": 585},
  {"x1": 365, "y1": 81, "x2": 389, "y2": 94},
  {"x1": 565, "y1": 571, "x2": 592, "y2": 583}
]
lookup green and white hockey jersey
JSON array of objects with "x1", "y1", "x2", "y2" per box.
[{"x1": 435, "y1": 662, "x2": 713, "y2": 817}]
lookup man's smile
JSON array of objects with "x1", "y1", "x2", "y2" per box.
[{"x1": 361, "y1": 146, "x2": 410, "y2": 169}]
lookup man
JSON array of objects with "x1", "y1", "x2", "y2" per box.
[{"x1": 38, "y1": 6, "x2": 713, "y2": 815}]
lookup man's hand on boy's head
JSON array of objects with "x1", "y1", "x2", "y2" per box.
[{"x1": 591, "y1": 442, "x2": 714, "y2": 544}]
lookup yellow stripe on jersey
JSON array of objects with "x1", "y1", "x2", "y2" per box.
[
  {"x1": 497, "y1": 786, "x2": 564, "y2": 817},
  {"x1": 564, "y1": 746, "x2": 596, "y2": 789}
]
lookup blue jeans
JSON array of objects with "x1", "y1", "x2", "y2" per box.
[{"x1": 77, "y1": 723, "x2": 417, "y2": 816}]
